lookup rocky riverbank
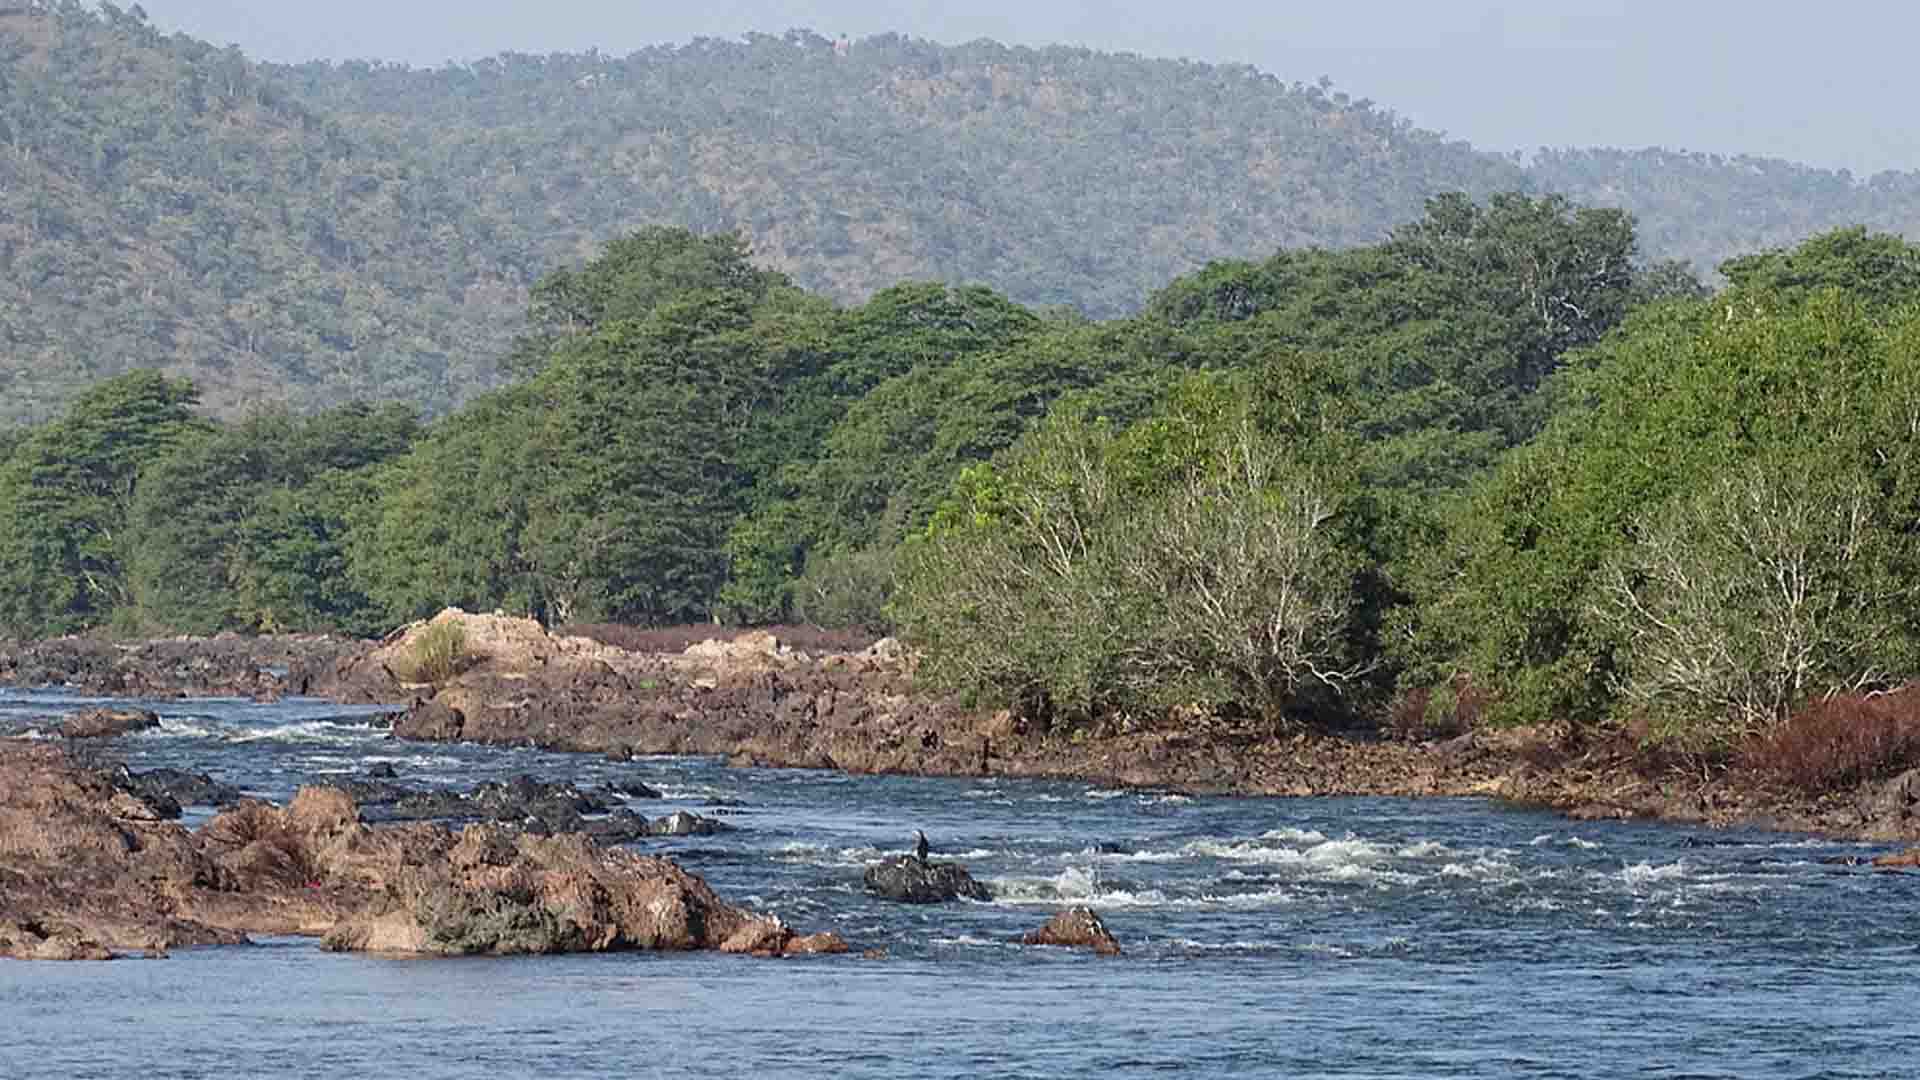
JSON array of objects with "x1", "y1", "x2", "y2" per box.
[
  {"x1": 0, "y1": 742, "x2": 844, "y2": 961},
  {"x1": 9, "y1": 611, "x2": 1920, "y2": 847}
]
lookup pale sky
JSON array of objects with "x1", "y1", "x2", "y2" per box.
[{"x1": 139, "y1": 1, "x2": 1918, "y2": 176}]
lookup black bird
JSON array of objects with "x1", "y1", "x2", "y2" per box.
[{"x1": 913, "y1": 829, "x2": 930, "y2": 864}]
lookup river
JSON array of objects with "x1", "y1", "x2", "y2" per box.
[{"x1": 1, "y1": 688, "x2": 1915, "y2": 1078}]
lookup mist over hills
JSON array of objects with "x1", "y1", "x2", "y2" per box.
[{"x1": 4, "y1": 2, "x2": 1918, "y2": 423}]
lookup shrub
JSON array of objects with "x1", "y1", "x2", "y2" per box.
[
  {"x1": 394, "y1": 620, "x2": 469, "y2": 685},
  {"x1": 792, "y1": 545, "x2": 895, "y2": 633},
  {"x1": 1740, "y1": 688, "x2": 1920, "y2": 792},
  {"x1": 895, "y1": 393, "x2": 1370, "y2": 730},
  {"x1": 1387, "y1": 677, "x2": 1487, "y2": 741},
  {"x1": 1590, "y1": 458, "x2": 1918, "y2": 749}
]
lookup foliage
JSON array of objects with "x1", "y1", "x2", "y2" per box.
[
  {"x1": 122, "y1": 403, "x2": 419, "y2": 634},
  {"x1": 0, "y1": 371, "x2": 206, "y2": 636},
  {"x1": 1399, "y1": 273, "x2": 1920, "y2": 737},
  {"x1": 353, "y1": 229, "x2": 810, "y2": 626},
  {"x1": 1592, "y1": 458, "x2": 1919, "y2": 747},
  {"x1": 894, "y1": 369, "x2": 1370, "y2": 728}
]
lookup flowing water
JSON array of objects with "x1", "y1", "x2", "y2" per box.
[{"x1": 2, "y1": 689, "x2": 1916, "y2": 1078}]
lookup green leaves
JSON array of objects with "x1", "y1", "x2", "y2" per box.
[
  {"x1": 895, "y1": 372, "x2": 1371, "y2": 727},
  {"x1": 0, "y1": 372, "x2": 204, "y2": 636},
  {"x1": 1402, "y1": 274, "x2": 1920, "y2": 737}
]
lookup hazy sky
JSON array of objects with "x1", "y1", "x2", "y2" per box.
[{"x1": 141, "y1": 1, "x2": 1918, "y2": 175}]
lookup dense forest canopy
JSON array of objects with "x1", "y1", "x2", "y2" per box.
[{"x1": 6, "y1": 3, "x2": 1920, "y2": 424}]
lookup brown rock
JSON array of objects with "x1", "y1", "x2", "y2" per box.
[
  {"x1": 1021, "y1": 905, "x2": 1122, "y2": 955},
  {"x1": 784, "y1": 932, "x2": 852, "y2": 956},
  {"x1": 0, "y1": 744, "x2": 834, "y2": 961},
  {"x1": 1872, "y1": 848, "x2": 1920, "y2": 869},
  {"x1": 59, "y1": 707, "x2": 160, "y2": 739}
]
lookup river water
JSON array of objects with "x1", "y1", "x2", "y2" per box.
[{"x1": 1, "y1": 689, "x2": 1915, "y2": 1078}]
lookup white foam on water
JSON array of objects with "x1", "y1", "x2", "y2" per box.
[
  {"x1": 1531, "y1": 832, "x2": 1604, "y2": 850},
  {"x1": 652, "y1": 785, "x2": 728, "y2": 801},
  {"x1": 987, "y1": 866, "x2": 1171, "y2": 908},
  {"x1": 1029, "y1": 794, "x2": 1070, "y2": 803},
  {"x1": 1396, "y1": 840, "x2": 1452, "y2": 858},
  {"x1": 1166, "y1": 937, "x2": 1290, "y2": 954},
  {"x1": 1619, "y1": 860, "x2": 1691, "y2": 889},
  {"x1": 149, "y1": 718, "x2": 223, "y2": 739},
  {"x1": 1142, "y1": 793, "x2": 1192, "y2": 805},
  {"x1": 228, "y1": 721, "x2": 383, "y2": 746},
  {"x1": 1261, "y1": 826, "x2": 1328, "y2": 844},
  {"x1": 931, "y1": 935, "x2": 1013, "y2": 949},
  {"x1": 1084, "y1": 788, "x2": 1129, "y2": 800}
]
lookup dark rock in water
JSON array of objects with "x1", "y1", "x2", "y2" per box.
[
  {"x1": 608, "y1": 780, "x2": 662, "y2": 800},
  {"x1": 1021, "y1": 905, "x2": 1122, "y2": 955},
  {"x1": 112, "y1": 766, "x2": 242, "y2": 814},
  {"x1": 366, "y1": 762, "x2": 399, "y2": 779},
  {"x1": 648, "y1": 810, "x2": 733, "y2": 837},
  {"x1": 862, "y1": 854, "x2": 991, "y2": 903},
  {"x1": 59, "y1": 708, "x2": 160, "y2": 739}
]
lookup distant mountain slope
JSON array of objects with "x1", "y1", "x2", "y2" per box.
[
  {"x1": 0, "y1": 4, "x2": 534, "y2": 423},
  {"x1": 3, "y1": 6, "x2": 1919, "y2": 424},
  {"x1": 269, "y1": 31, "x2": 1525, "y2": 319}
]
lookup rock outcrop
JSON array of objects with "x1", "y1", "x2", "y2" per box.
[
  {"x1": 862, "y1": 854, "x2": 991, "y2": 904},
  {"x1": 1021, "y1": 906, "x2": 1122, "y2": 955},
  {"x1": 59, "y1": 707, "x2": 159, "y2": 739},
  {"x1": 0, "y1": 744, "x2": 834, "y2": 961}
]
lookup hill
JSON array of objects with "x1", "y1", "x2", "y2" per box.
[{"x1": 4, "y1": 4, "x2": 1920, "y2": 423}]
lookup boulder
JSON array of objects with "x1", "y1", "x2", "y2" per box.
[
  {"x1": 1021, "y1": 905, "x2": 1122, "y2": 955},
  {"x1": 111, "y1": 765, "x2": 242, "y2": 814},
  {"x1": 320, "y1": 825, "x2": 784, "y2": 956},
  {"x1": 648, "y1": 810, "x2": 733, "y2": 837},
  {"x1": 0, "y1": 743, "x2": 832, "y2": 961},
  {"x1": 59, "y1": 708, "x2": 160, "y2": 739},
  {"x1": 862, "y1": 854, "x2": 991, "y2": 903}
]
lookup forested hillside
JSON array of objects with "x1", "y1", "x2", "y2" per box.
[{"x1": 5, "y1": 2, "x2": 1920, "y2": 424}]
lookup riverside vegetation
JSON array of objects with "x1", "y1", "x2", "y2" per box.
[
  {"x1": 9, "y1": 2, "x2": 1920, "y2": 424},
  {"x1": 8, "y1": 194, "x2": 1920, "y2": 807}
]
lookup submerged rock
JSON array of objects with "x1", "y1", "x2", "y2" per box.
[
  {"x1": 862, "y1": 854, "x2": 991, "y2": 904},
  {"x1": 59, "y1": 708, "x2": 160, "y2": 739},
  {"x1": 1021, "y1": 906, "x2": 1122, "y2": 955}
]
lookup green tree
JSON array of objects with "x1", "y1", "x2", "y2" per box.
[
  {"x1": 0, "y1": 371, "x2": 205, "y2": 635},
  {"x1": 1399, "y1": 282, "x2": 1920, "y2": 736}
]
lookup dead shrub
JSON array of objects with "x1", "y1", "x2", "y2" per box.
[
  {"x1": 1739, "y1": 686, "x2": 1920, "y2": 792},
  {"x1": 1386, "y1": 677, "x2": 1487, "y2": 742}
]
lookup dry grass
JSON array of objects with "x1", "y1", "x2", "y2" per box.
[{"x1": 391, "y1": 620, "x2": 469, "y2": 685}]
